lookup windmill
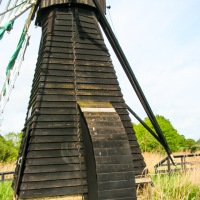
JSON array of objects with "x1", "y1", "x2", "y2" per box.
[{"x1": 0, "y1": 0, "x2": 174, "y2": 199}]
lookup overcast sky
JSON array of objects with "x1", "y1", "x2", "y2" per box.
[{"x1": 0, "y1": 0, "x2": 200, "y2": 141}]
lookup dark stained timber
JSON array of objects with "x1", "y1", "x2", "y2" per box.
[{"x1": 13, "y1": 2, "x2": 146, "y2": 199}]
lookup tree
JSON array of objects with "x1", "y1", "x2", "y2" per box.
[
  {"x1": 4, "y1": 132, "x2": 22, "y2": 148},
  {"x1": 134, "y1": 115, "x2": 188, "y2": 153},
  {"x1": 0, "y1": 132, "x2": 22, "y2": 162}
]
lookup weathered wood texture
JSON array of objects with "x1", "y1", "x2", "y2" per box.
[
  {"x1": 79, "y1": 102, "x2": 136, "y2": 199},
  {"x1": 13, "y1": 4, "x2": 146, "y2": 199}
]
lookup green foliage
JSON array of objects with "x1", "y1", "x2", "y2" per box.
[
  {"x1": 134, "y1": 115, "x2": 197, "y2": 153},
  {"x1": 196, "y1": 138, "x2": 200, "y2": 145},
  {"x1": 0, "y1": 181, "x2": 13, "y2": 200},
  {"x1": 189, "y1": 138, "x2": 200, "y2": 153},
  {"x1": 0, "y1": 132, "x2": 22, "y2": 162}
]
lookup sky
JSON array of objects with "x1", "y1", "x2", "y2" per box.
[{"x1": 0, "y1": 0, "x2": 200, "y2": 141}]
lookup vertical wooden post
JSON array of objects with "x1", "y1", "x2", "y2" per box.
[
  {"x1": 1, "y1": 173, "x2": 4, "y2": 181},
  {"x1": 167, "y1": 157, "x2": 171, "y2": 174}
]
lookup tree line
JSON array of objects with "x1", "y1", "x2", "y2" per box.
[{"x1": 134, "y1": 115, "x2": 200, "y2": 153}]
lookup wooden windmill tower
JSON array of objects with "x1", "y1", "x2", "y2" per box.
[
  {"x1": 10, "y1": 0, "x2": 146, "y2": 199},
  {"x1": 0, "y1": 0, "x2": 174, "y2": 199}
]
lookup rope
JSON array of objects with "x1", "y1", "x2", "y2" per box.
[
  {"x1": 70, "y1": 6, "x2": 84, "y2": 199},
  {"x1": 106, "y1": 6, "x2": 117, "y2": 38}
]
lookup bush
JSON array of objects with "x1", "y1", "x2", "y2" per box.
[{"x1": 0, "y1": 132, "x2": 22, "y2": 162}]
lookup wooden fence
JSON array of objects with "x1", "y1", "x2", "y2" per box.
[
  {"x1": 154, "y1": 153, "x2": 200, "y2": 174},
  {"x1": 0, "y1": 171, "x2": 14, "y2": 181}
]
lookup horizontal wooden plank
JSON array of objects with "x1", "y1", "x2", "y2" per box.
[
  {"x1": 45, "y1": 41, "x2": 107, "y2": 51},
  {"x1": 46, "y1": 35, "x2": 105, "y2": 45},
  {"x1": 22, "y1": 171, "x2": 86, "y2": 182},
  {"x1": 28, "y1": 142, "x2": 83, "y2": 151},
  {"x1": 27, "y1": 149, "x2": 83, "y2": 158},
  {"x1": 32, "y1": 115, "x2": 77, "y2": 122},
  {"x1": 94, "y1": 148, "x2": 132, "y2": 157},
  {"x1": 98, "y1": 188, "x2": 136, "y2": 199},
  {"x1": 37, "y1": 89, "x2": 122, "y2": 97},
  {"x1": 129, "y1": 143, "x2": 140, "y2": 150},
  {"x1": 56, "y1": 14, "x2": 92, "y2": 23},
  {"x1": 130, "y1": 161, "x2": 146, "y2": 168},
  {"x1": 32, "y1": 107, "x2": 77, "y2": 115},
  {"x1": 44, "y1": 47, "x2": 109, "y2": 56},
  {"x1": 39, "y1": 76, "x2": 118, "y2": 85},
  {"x1": 98, "y1": 180, "x2": 135, "y2": 191},
  {"x1": 30, "y1": 128, "x2": 77, "y2": 136},
  {"x1": 90, "y1": 134, "x2": 127, "y2": 141},
  {"x1": 92, "y1": 140, "x2": 130, "y2": 148},
  {"x1": 26, "y1": 157, "x2": 85, "y2": 166},
  {"x1": 24, "y1": 164, "x2": 85, "y2": 174},
  {"x1": 77, "y1": 84, "x2": 120, "y2": 90},
  {"x1": 41, "y1": 64, "x2": 114, "y2": 73},
  {"x1": 97, "y1": 172, "x2": 135, "y2": 182},
  {"x1": 21, "y1": 179, "x2": 87, "y2": 190},
  {"x1": 87, "y1": 121, "x2": 125, "y2": 128},
  {"x1": 39, "y1": 82, "x2": 74, "y2": 89},
  {"x1": 115, "y1": 108, "x2": 129, "y2": 115},
  {"x1": 36, "y1": 94, "x2": 75, "y2": 102},
  {"x1": 134, "y1": 168, "x2": 147, "y2": 176},
  {"x1": 53, "y1": 31, "x2": 101, "y2": 40},
  {"x1": 86, "y1": 127, "x2": 126, "y2": 135},
  {"x1": 55, "y1": 23, "x2": 98, "y2": 33},
  {"x1": 127, "y1": 134, "x2": 138, "y2": 141},
  {"x1": 30, "y1": 135, "x2": 80, "y2": 143},
  {"x1": 43, "y1": 53, "x2": 110, "y2": 62},
  {"x1": 95, "y1": 155, "x2": 133, "y2": 164},
  {"x1": 84, "y1": 112, "x2": 119, "y2": 118},
  {"x1": 96, "y1": 164, "x2": 135, "y2": 174},
  {"x1": 77, "y1": 96, "x2": 123, "y2": 102},
  {"x1": 34, "y1": 101, "x2": 76, "y2": 108},
  {"x1": 131, "y1": 154, "x2": 145, "y2": 161},
  {"x1": 31, "y1": 122, "x2": 77, "y2": 129},
  {"x1": 19, "y1": 185, "x2": 88, "y2": 199}
]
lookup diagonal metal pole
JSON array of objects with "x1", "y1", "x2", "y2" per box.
[
  {"x1": 92, "y1": 0, "x2": 175, "y2": 164},
  {"x1": 127, "y1": 104, "x2": 161, "y2": 143}
]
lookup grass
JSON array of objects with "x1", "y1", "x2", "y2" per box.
[
  {"x1": 152, "y1": 172, "x2": 200, "y2": 200},
  {"x1": 0, "y1": 181, "x2": 13, "y2": 200},
  {"x1": 0, "y1": 152, "x2": 200, "y2": 200},
  {"x1": 142, "y1": 151, "x2": 200, "y2": 200}
]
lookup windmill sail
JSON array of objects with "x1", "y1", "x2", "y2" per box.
[
  {"x1": 0, "y1": 0, "x2": 37, "y2": 35},
  {"x1": 0, "y1": 0, "x2": 38, "y2": 125}
]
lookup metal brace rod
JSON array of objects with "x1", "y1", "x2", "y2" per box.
[{"x1": 92, "y1": 0, "x2": 175, "y2": 165}]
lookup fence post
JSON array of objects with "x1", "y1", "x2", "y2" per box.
[
  {"x1": 1, "y1": 173, "x2": 4, "y2": 181},
  {"x1": 167, "y1": 157, "x2": 171, "y2": 174}
]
